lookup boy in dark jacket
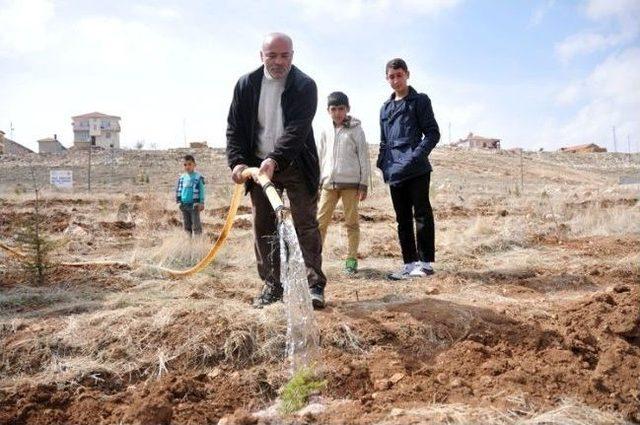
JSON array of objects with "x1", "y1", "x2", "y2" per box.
[{"x1": 377, "y1": 58, "x2": 440, "y2": 280}]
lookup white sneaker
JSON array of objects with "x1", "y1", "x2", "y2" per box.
[
  {"x1": 409, "y1": 261, "x2": 434, "y2": 277},
  {"x1": 387, "y1": 263, "x2": 415, "y2": 281}
]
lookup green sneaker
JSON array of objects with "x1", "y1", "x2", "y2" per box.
[{"x1": 345, "y1": 258, "x2": 358, "y2": 275}]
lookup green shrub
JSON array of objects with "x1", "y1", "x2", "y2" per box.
[{"x1": 279, "y1": 367, "x2": 326, "y2": 414}]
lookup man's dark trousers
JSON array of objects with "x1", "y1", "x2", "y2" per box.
[
  {"x1": 250, "y1": 164, "x2": 327, "y2": 290},
  {"x1": 389, "y1": 172, "x2": 435, "y2": 264}
]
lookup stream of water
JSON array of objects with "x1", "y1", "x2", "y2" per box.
[{"x1": 278, "y1": 219, "x2": 320, "y2": 374}]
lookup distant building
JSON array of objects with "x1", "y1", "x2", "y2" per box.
[
  {"x1": 38, "y1": 135, "x2": 67, "y2": 154},
  {"x1": 72, "y1": 112, "x2": 121, "y2": 149},
  {"x1": 189, "y1": 141, "x2": 208, "y2": 149},
  {"x1": 0, "y1": 130, "x2": 34, "y2": 155},
  {"x1": 454, "y1": 132, "x2": 501, "y2": 149},
  {"x1": 559, "y1": 143, "x2": 607, "y2": 153}
]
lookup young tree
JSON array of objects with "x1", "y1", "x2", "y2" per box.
[{"x1": 16, "y1": 162, "x2": 55, "y2": 285}]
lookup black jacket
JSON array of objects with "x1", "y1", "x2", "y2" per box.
[
  {"x1": 226, "y1": 65, "x2": 320, "y2": 193},
  {"x1": 377, "y1": 86, "x2": 440, "y2": 185}
]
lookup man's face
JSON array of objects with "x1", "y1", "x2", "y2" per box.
[
  {"x1": 328, "y1": 105, "x2": 349, "y2": 126},
  {"x1": 184, "y1": 160, "x2": 195, "y2": 173},
  {"x1": 386, "y1": 67, "x2": 409, "y2": 92},
  {"x1": 260, "y1": 38, "x2": 293, "y2": 79}
]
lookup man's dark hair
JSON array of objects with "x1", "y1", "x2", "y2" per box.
[
  {"x1": 183, "y1": 154, "x2": 195, "y2": 163},
  {"x1": 385, "y1": 58, "x2": 408, "y2": 74},
  {"x1": 327, "y1": 91, "x2": 349, "y2": 108}
]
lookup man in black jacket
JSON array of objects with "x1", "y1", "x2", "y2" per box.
[{"x1": 226, "y1": 33, "x2": 327, "y2": 309}]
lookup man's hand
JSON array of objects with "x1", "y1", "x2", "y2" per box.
[
  {"x1": 259, "y1": 158, "x2": 278, "y2": 181},
  {"x1": 231, "y1": 164, "x2": 249, "y2": 184},
  {"x1": 358, "y1": 189, "x2": 367, "y2": 202},
  {"x1": 195, "y1": 203, "x2": 204, "y2": 211}
]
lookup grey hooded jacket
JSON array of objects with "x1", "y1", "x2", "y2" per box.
[{"x1": 318, "y1": 116, "x2": 371, "y2": 192}]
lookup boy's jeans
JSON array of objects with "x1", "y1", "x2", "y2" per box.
[
  {"x1": 179, "y1": 203, "x2": 202, "y2": 235},
  {"x1": 317, "y1": 188, "x2": 360, "y2": 260}
]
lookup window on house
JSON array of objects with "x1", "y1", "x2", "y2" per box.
[{"x1": 106, "y1": 132, "x2": 111, "y2": 138}]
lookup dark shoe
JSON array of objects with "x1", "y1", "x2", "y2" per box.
[
  {"x1": 310, "y1": 287, "x2": 325, "y2": 309},
  {"x1": 253, "y1": 282, "x2": 283, "y2": 308}
]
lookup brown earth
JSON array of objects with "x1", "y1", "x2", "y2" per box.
[
  {"x1": 1, "y1": 284, "x2": 637, "y2": 424},
  {"x1": 1, "y1": 147, "x2": 638, "y2": 424}
]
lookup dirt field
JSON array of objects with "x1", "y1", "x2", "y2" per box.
[{"x1": 1, "y1": 146, "x2": 639, "y2": 424}]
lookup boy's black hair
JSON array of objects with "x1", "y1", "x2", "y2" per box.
[
  {"x1": 385, "y1": 58, "x2": 408, "y2": 74},
  {"x1": 183, "y1": 154, "x2": 196, "y2": 163},
  {"x1": 327, "y1": 91, "x2": 349, "y2": 108}
]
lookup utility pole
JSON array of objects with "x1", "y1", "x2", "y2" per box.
[
  {"x1": 183, "y1": 118, "x2": 187, "y2": 147},
  {"x1": 448, "y1": 122, "x2": 451, "y2": 144},
  {"x1": 520, "y1": 149, "x2": 524, "y2": 192},
  {"x1": 88, "y1": 136, "x2": 95, "y2": 192},
  {"x1": 9, "y1": 121, "x2": 14, "y2": 139},
  {"x1": 612, "y1": 126, "x2": 617, "y2": 153},
  {"x1": 110, "y1": 143, "x2": 115, "y2": 188}
]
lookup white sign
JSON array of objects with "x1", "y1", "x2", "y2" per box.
[{"x1": 50, "y1": 170, "x2": 73, "y2": 188}]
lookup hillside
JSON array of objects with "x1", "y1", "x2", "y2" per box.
[{"x1": 1, "y1": 146, "x2": 639, "y2": 424}]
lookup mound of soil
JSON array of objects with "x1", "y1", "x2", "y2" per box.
[
  {"x1": 97, "y1": 220, "x2": 135, "y2": 237},
  {"x1": 0, "y1": 285, "x2": 637, "y2": 424},
  {"x1": 209, "y1": 205, "x2": 252, "y2": 219},
  {"x1": 326, "y1": 206, "x2": 395, "y2": 224},
  {"x1": 0, "y1": 264, "x2": 132, "y2": 291},
  {"x1": 315, "y1": 285, "x2": 640, "y2": 423},
  {"x1": 0, "y1": 210, "x2": 71, "y2": 237},
  {"x1": 0, "y1": 369, "x2": 280, "y2": 425}
]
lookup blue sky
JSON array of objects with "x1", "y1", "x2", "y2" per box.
[{"x1": 1, "y1": 0, "x2": 638, "y2": 152}]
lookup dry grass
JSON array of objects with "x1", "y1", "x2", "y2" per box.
[
  {"x1": 568, "y1": 205, "x2": 640, "y2": 237},
  {"x1": 439, "y1": 215, "x2": 528, "y2": 260},
  {"x1": 131, "y1": 229, "x2": 213, "y2": 268},
  {"x1": 1, "y1": 293, "x2": 287, "y2": 386},
  {"x1": 327, "y1": 323, "x2": 367, "y2": 354},
  {"x1": 376, "y1": 399, "x2": 629, "y2": 425},
  {"x1": 0, "y1": 285, "x2": 102, "y2": 320},
  {"x1": 613, "y1": 252, "x2": 640, "y2": 275}
]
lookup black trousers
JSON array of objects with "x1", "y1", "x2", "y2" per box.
[
  {"x1": 389, "y1": 172, "x2": 435, "y2": 264},
  {"x1": 250, "y1": 164, "x2": 327, "y2": 290}
]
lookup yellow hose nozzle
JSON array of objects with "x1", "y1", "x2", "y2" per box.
[{"x1": 241, "y1": 167, "x2": 285, "y2": 213}]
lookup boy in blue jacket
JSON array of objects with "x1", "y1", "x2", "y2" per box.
[
  {"x1": 175, "y1": 154, "x2": 205, "y2": 236},
  {"x1": 377, "y1": 58, "x2": 440, "y2": 280}
]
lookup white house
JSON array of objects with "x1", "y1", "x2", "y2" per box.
[{"x1": 72, "y1": 112, "x2": 121, "y2": 149}]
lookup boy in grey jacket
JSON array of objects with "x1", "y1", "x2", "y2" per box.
[{"x1": 317, "y1": 92, "x2": 371, "y2": 274}]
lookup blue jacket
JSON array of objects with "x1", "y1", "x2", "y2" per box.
[
  {"x1": 175, "y1": 172, "x2": 205, "y2": 204},
  {"x1": 377, "y1": 86, "x2": 440, "y2": 186}
]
